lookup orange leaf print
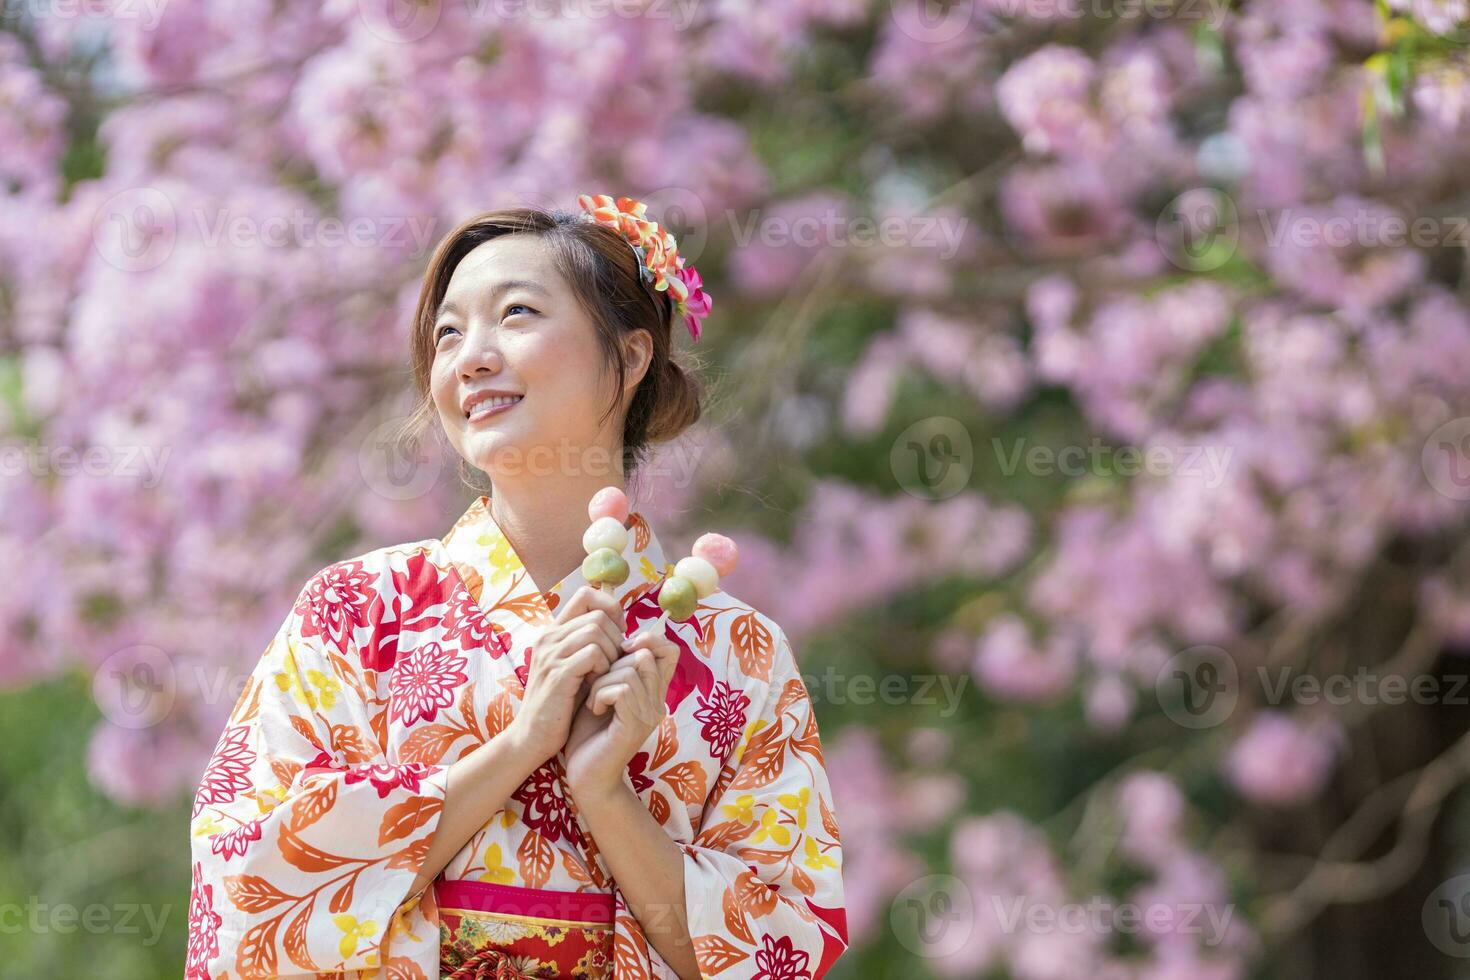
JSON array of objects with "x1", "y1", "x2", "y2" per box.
[
  {"x1": 775, "y1": 678, "x2": 806, "y2": 716},
  {"x1": 516, "y1": 829, "x2": 553, "y2": 889},
  {"x1": 287, "y1": 779, "x2": 338, "y2": 833},
  {"x1": 621, "y1": 581, "x2": 656, "y2": 612},
  {"x1": 289, "y1": 714, "x2": 323, "y2": 751},
  {"x1": 452, "y1": 561, "x2": 484, "y2": 602},
  {"x1": 383, "y1": 955, "x2": 430, "y2": 980},
  {"x1": 820, "y1": 795, "x2": 842, "y2": 843},
  {"x1": 650, "y1": 717, "x2": 679, "y2": 770},
  {"x1": 231, "y1": 676, "x2": 262, "y2": 725},
  {"x1": 329, "y1": 876, "x2": 356, "y2": 914},
  {"x1": 383, "y1": 956, "x2": 430, "y2": 980},
  {"x1": 649, "y1": 790, "x2": 671, "y2": 826},
  {"x1": 482, "y1": 691, "x2": 515, "y2": 740},
  {"x1": 722, "y1": 887, "x2": 755, "y2": 945},
  {"x1": 371, "y1": 706, "x2": 390, "y2": 748},
  {"x1": 694, "y1": 935, "x2": 750, "y2": 975},
  {"x1": 387, "y1": 836, "x2": 433, "y2": 871},
  {"x1": 695, "y1": 612, "x2": 720, "y2": 658},
  {"x1": 270, "y1": 757, "x2": 302, "y2": 789},
  {"x1": 498, "y1": 594, "x2": 550, "y2": 623},
  {"x1": 283, "y1": 899, "x2": 319, "y2": 972},
  {"x1": 225, "y1": 875, "x2": 294, "y2": 913},
  {"x1": 613, "y1": 927, "x2": 653, "y2": 980},
  {"x1": 629, "y1": 512, "x2": 652, "y2": 552},
  {"x1": 791, "y1": 865, "x2": 816, "y2": 897},
  {"x1": 730, "y1": 722, "x2": 787, "y2": 791},
  {"x1": 794, "y1": 710, "x2": 826, "y2": 766},
  {"x1": 734, "y1": 870, "x2": 779, "y2": 917},
  {"x1": 560, "y1": 849, "x2": 593, "y2": 884},
  {"x1": 695, "y1": 819, "x2": 755, "y2": 852},
  {"x1": 235, "y1": 915, "x2": 280, "y2": 979},
  {"x1": 660, "y1": 761, "x2": 708, "y2": 805},
  {"x1": 730, "y1": 612, "x2": 774, "y2": 681},
  {"x1": 330, "y1": 723, "x2": 377, "y2": 764},
  {"x1": 279, "y1": 829, "x2": 353, "y2": 873},
  {"x1": 378, "y1": 796, "x2": 443, "y2": 846},
  {"x1": 399, "y1": 723, "x2": 464, "y2": 764},
  {"x1": 457, "y1": 686, "x2": 479, "y2": 736},
  {"x1": 736, "y1": 846, "x2": 791, "y2": 865}
]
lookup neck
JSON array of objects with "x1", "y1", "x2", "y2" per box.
[{"x1": 487, "y1": 469, "x2": 627, "y2": 594}]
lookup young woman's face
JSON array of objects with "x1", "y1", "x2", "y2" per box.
[{"x1": 430, "y1": 235, "x2": 630, "y2": 480}]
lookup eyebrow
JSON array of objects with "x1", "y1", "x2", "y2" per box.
[{"x1": 436, "y1": 279, "x2": 549, "y2": 320}]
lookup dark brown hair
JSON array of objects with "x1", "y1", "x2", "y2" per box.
[{"x1": 404, "y1": 206, "x2": 702, "y2": 481}]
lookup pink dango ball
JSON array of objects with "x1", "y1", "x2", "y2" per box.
[
  {"x1": 691, "y1": 533, "x2": 738, "y2": 577},
  {"x1": 588, "y1": 486, "x2": 630, "y2": 525}
]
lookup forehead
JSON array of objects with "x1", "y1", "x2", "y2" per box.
[{"x1": 443, "y1": 234, "x2": 561, "y2": 301}]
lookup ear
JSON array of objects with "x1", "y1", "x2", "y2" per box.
[{"x1": 621, "y1": 328, "x2": 655, "y2": 395}]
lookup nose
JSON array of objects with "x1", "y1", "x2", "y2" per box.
[{"x1": 456, "y1": 320, "x2": 503, "y2": 380}]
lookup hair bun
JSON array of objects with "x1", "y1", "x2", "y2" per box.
[{"x1": 644, "y1": 356, "x2": 702, "y2": 443}]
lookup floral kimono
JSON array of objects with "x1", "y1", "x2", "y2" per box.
[{"x1": 187, "y1": 496, "x2": 847, "y2": 979}]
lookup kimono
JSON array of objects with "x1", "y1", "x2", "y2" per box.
[{"x1": 186, "y1": 495, "x2": 848, "y2": 979}]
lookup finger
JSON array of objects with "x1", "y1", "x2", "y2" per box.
[
  {"x1": 554, "y1": 585, "x2": 624, "y2": 627},
  {"x1": 629, "y1": 648, "x2": 661, "y2": 693},
  {"x1": 591, "y1": 681, "x2": 630, "y2": 716},
  {"x1": 564, "y1": 617, "x2": 621, "y2": 667},
  {"x1": 560, "y1": 646, "x2": 613, "y2": 689}
]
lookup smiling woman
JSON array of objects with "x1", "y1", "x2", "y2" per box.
[{"x1": 184, "y1": 200, "x2": 847, "y2": 980}]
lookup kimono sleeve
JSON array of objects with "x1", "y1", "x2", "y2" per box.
[
  {"x1": 185, "y1": 572, "x2": 449, "y2": 979},
  {"x1": 680, "y1": 626, "x2": 848, "y2": 979}
]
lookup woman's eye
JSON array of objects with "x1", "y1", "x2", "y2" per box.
[
  {"x1": 435, "y1": 324, "x2": 460, "y2": 342},
  {"x1": 504, "y1": 303, "x2": 535, "y2": 319}
]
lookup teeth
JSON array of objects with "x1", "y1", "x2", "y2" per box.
[{"x1": 467, "y1": 395, "x2": 521, "y2": 416}]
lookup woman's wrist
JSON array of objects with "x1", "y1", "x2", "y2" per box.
[
  {"x1": 499, "y1": 715, "x2": 555, "y2": 774},
  {"x1": 566, "y1": 765, "x2": 636, "y2": 809}
]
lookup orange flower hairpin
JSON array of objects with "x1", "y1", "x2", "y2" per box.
[{"x1": 576, "y1": 193, "x2": 712, "y2": 341}]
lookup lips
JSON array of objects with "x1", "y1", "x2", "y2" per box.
[{"x1": 462, "y1": 391, "x2": 524, "y2": 419}]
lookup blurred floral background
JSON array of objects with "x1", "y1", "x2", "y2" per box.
[{"x1": 5, "y1": 0, "x2": 1470, "y2": 976}]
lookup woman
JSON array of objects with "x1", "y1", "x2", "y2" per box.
[{"x1": 185, "y1": 197, "x2": 847, "y2": 979}]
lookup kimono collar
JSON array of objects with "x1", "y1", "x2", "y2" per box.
[{"x1": 440, "y1": 495, "x2": 676, "y2": 621}]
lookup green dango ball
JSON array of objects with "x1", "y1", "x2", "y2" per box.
[
  {"x1": 658, "y1": 574, "x2": 698, "y2": 622},
  {"x1": 582, "y1": 547, "x2": 630, "y2": 587}
]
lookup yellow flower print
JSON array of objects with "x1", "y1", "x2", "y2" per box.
[
  {"x1": 721, "y1": 793, "x2": 757, "y2": 825},
  {"x1": 273, "y1": 649, "x2": 340, "y2": 711},
  {"x1": 191, "y1": 815, "x2": 224, "y2": 838},
  {"x1": 253, "y1": 785, "x2": 287, "y2": 813},
  {"x1": 477, "y1": 532, "x2": 520, "y2": 581},
  {"x1": 803, "y1": 836, "x2": 838, "y2": 871},
  {"x1": 778, "y1": 787, "x2": 810, "y2": 829},
  {"x1": 732, "y1": 719, "x2": 768, "y2": 765},
  {"x1": 305, "y1": 669, "x2": 340, "y2": 710},
  {"x1": 333, "y1": 913, "x2": 377, "y2": 960},
  {"x1": 479, "y1": 842, "x2": 514, "y2": 884},
  {"x1": 751, "y1": 807, "x2": 791, "y2": 846}
]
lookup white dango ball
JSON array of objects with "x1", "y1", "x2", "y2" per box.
[
  {"x1": 583, "y1": 515, "x2": 629, "y2": 555},
  {"x1": 675, "y1": 556, "x2": 720, "y2": 599}
]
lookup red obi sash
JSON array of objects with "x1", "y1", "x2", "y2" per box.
[{"x1": 435, "y1": 880, "x2": 615, "y2": 979}]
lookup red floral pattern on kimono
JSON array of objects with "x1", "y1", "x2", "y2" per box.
[{"x1": 187, "y1": 496, "x2": 847, "y2": 978}]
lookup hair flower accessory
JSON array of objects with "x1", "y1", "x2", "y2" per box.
[{"x1": 577, "y1": 193, "x2": 712, "y2": 341}]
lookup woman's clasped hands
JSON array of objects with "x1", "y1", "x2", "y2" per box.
[{"x1": 506, "y1": 585, "x2": 680, "y2": 801}]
